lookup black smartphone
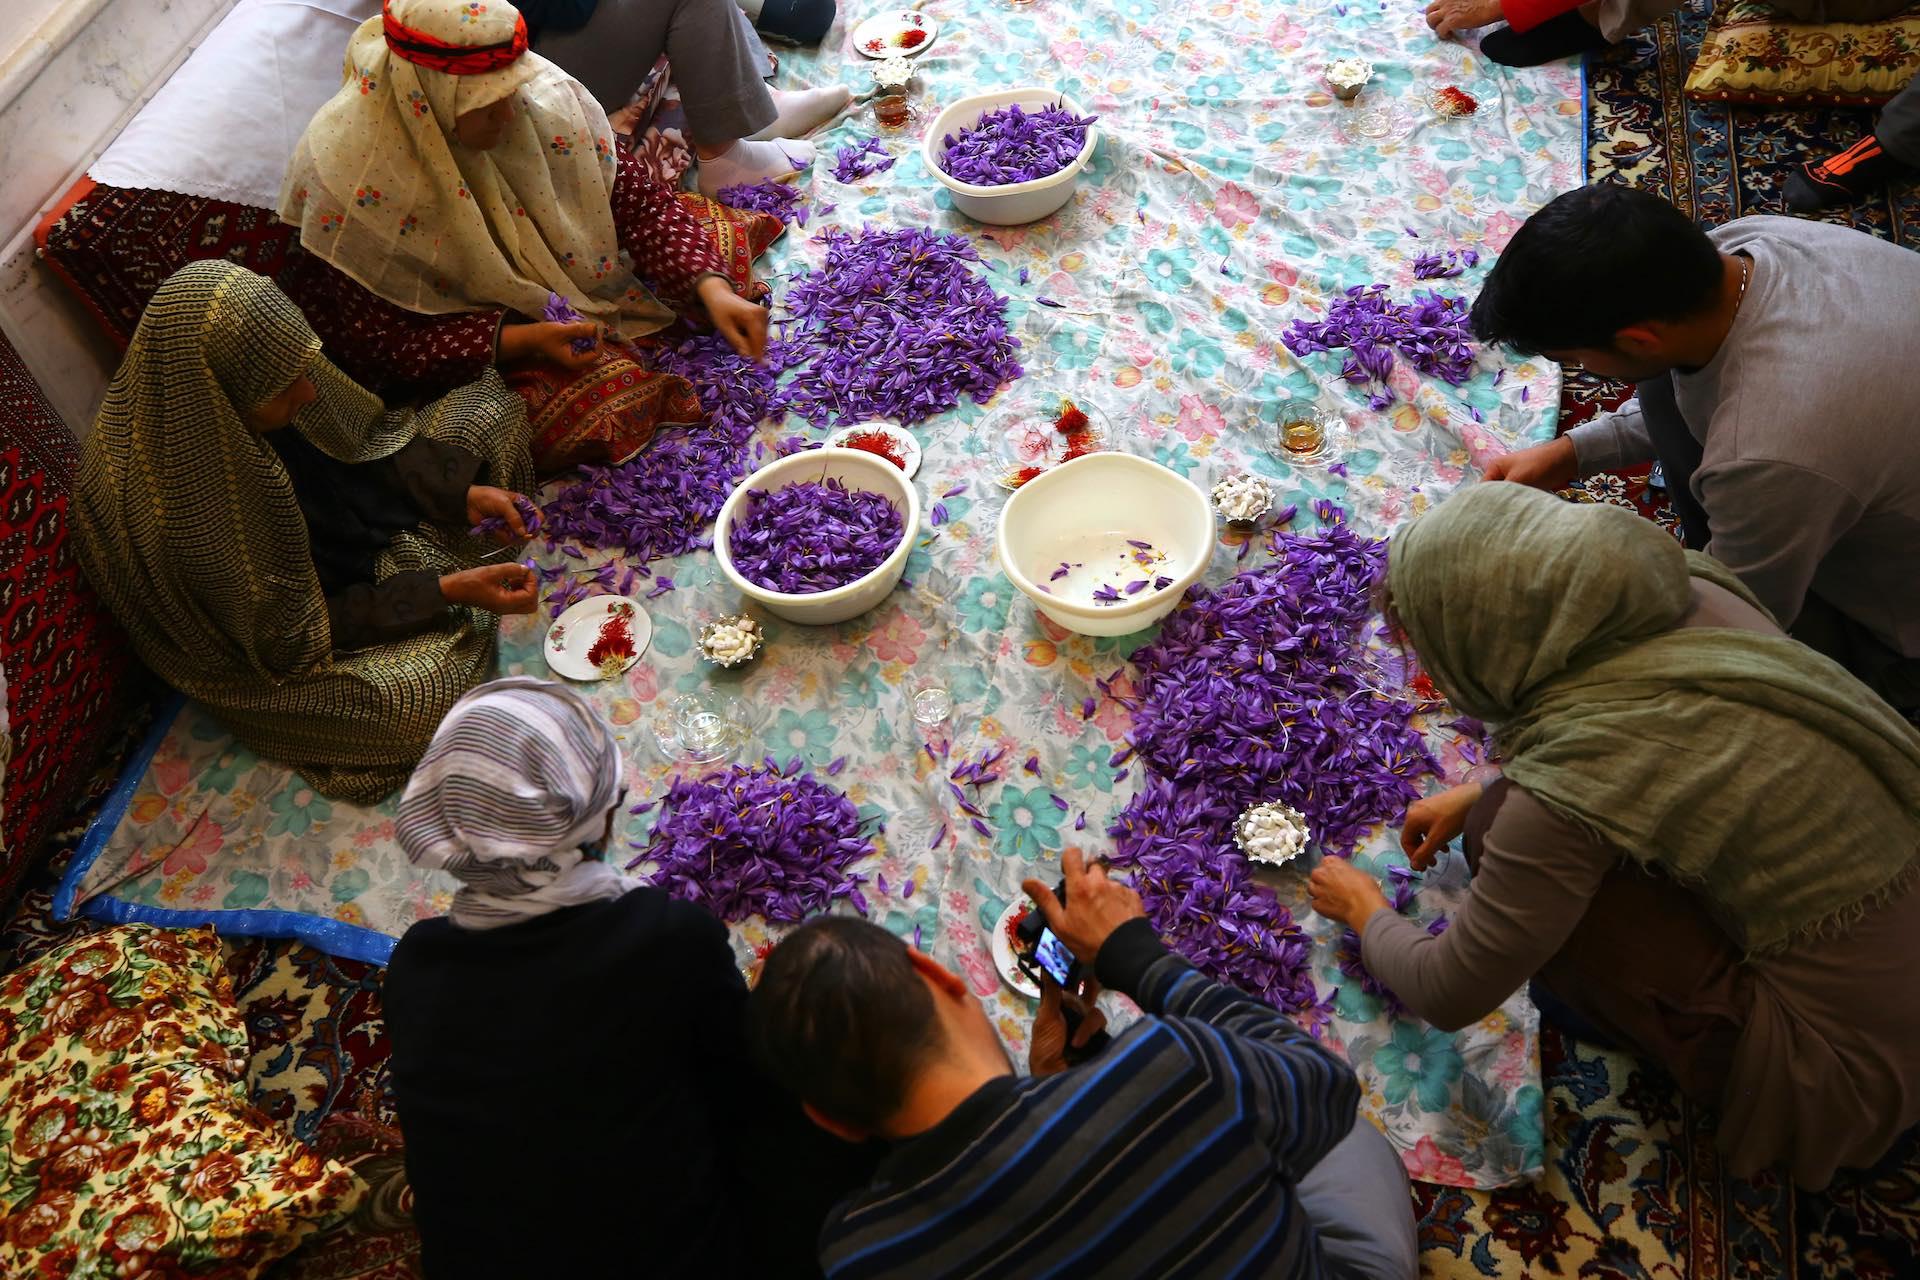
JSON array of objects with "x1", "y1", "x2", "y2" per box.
[{"x1": 1015, "y1": 879, "x2": 1082, "y2": 988}]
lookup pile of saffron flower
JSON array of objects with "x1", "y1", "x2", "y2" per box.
[
  {"x1": 937, "y1": 101, "x2": 1097, "y2": 186},
  {"x1": 779, "y1": 227, "x2": 1024, "y2": 427},
  {"x1": 538, "y1": 333, "x2": 787, "y2": 565},
  {"x1": 626, "y1": 759, "x2": 874, "y2": 922},
  {"x1": 538, "y1": 227, "x2": 1019, "y2": 568},
  {"x1": 1105, "y1": 526, "x2": 1438, "y2": 1014},
  {"x1": 728, "y1": 478, "x2": 904, "y2": 593},
  {"x1": 1280, "y1": 285, "x2": 1477, "y2": 411},
  {"x1": 831, "y1": 136, "x2": 895, "y2": 184},
  {"x1": 716, "y1": 179, "x2": 809, "y2": 226}
]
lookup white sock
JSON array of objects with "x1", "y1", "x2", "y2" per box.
[
  {"x1": 696, "y1": 139, "x2": 816, "y2": 195},
  {"x1": 748, "y1": 85, "x2": 853, "y2": 141}
]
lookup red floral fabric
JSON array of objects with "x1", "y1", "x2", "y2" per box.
[{"x1": 0, "y1": 328, "x2": 130, "y2": 903}]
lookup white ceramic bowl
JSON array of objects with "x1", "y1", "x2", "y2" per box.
[
  {"x1": 714, "y1": 448, "x2": 920, "y2": 626},
  {"x1": 996, "y1": 453, "x2": 1213, "y2": 637},
  {"x1": 923, "y1": 87, "x2": 1099, "y2": 226}
]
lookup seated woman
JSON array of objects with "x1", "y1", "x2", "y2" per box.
[
  {"x1": 278, "y1": 0, "x2": 782, "y2": 470},
  {"x1": 1308, "y1": 483, "x2": 1920, "y2": 1191},
  {"x1": 71, "y1": 260, "x2": 539, "y2": 804},
  {"x1": 521, "y1": 0, "x2": 849, "y2": 194},
  {"x1": 385, "y1": 678, "x2": 877, "y2": 1278}
]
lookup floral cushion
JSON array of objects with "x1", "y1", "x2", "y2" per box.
[
  {"x1": 0, "y1": 926, "x2": 363, "y2": 1275},
  {"x1": 1684, "y1": 0, "x2": 1920, "y2": 106}
]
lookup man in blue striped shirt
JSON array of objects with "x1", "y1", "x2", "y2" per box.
[{"x1": 749, "y1": 850, "x2": 1418, "y2": 1279}]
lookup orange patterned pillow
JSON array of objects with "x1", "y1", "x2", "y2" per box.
[
  {"x1": 0, "y1": 926, "x2": 363, "y2": 1275},
  {"x1": 1685, "y1": 0, "x2": 1920, "y2": 106}
]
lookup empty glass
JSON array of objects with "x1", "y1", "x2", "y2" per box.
[{"x1": 652, "y1": 691, "x2": 752, "y2": 765}]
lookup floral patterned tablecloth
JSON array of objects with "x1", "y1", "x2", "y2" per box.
[{"x1": 60, "y1": 0, "x2": 1580, "y2": 1188}]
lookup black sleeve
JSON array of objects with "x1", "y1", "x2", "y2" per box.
[
  {"x1": 388, "y1": 437, "x2": 483, "y2": 526},
  {"x1": 326, "y1": 570, "x2": 448, "y2": 650}
]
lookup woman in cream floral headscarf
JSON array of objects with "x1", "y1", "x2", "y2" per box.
[{"x1": 279, "y1": 0, "x2": 781, "y2": 469}]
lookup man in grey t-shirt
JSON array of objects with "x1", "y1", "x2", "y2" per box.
[{"x1": 1470, "y1": 186, "x2": 1920, "y2": 709}]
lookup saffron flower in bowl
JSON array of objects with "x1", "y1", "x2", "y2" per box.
[
  {"x1": 996, "y1": 453, "x2": 1212, "y2": 637},
  {"x1": 923, "y1": 89, "x2": 1100, "y2": 226},
  {"x1": 714, "y1": 447, "x2": 919, "y2": 625}
]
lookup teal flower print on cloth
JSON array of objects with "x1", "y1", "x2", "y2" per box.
[
  {"x1": 990, "y1": 786, "x2": 1067, "y2": 862},
  {"x1": 1375, "y1": 1022, "x2": 1466, "y2": 1111}
]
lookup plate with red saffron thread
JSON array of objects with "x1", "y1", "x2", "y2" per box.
[
  {"x1": 545, "y1": 596, "x2": 653, "y2": 682},
  {"x1": 828, "y1": 421, "x2": 922, "y2": 479},
  {"x1": 851, "y1": 10, "x2": 938, "y2": 58}
]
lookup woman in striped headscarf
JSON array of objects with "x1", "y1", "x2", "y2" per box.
[
  {"x1": 385, "y1": 677, "x2": 876, "y2": 1278},
  {"x1": 71, "y1": 260, "x2": 539, "y2": 804}
]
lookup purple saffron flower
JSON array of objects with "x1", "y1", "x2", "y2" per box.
[
  {"x1": 831, "y1": 136, "x2": 896, "y2": 184},
  {"x1": 1092, "y1": 584, "x2": 1122, "y2": 603},
  {"x1": 624, "y1": 764, "x2": 872, "y2": 922},
  {"x1": 715, "y1": 180, "x2": 807, "y2": 226},
  {"x1": 936, "y1": 101, "x2": 1097, "y2": 186},
  {"x1": 728, "y1": 479, "x2": 905, "y2": 594}
]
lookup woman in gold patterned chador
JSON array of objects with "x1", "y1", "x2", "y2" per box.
[{"x1": 73, "y1": 261, "x2": 540, "y2": 803}]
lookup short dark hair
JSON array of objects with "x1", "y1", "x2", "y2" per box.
[
  {"x1": 1470, "y1": 185, "x2": 1724, "y2": 355},
  {"x1": 748, "y1": 917, "x2": 942, "y2": 1131}
]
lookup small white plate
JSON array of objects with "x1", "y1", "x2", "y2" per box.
[
  {"x1": 544, "y1": 596, "x2": 652, "y2": 681},
  {"x1": 852, "y1": 9, "x2": 938, "y2": 58},
  {"x1": 827, "y1": 421, "x2": 922, "y2": 479},
  {"x1": 990, "y1": 899, "x2": 1041, "y2": 1000},
  {"x1": 988, "y1": 387, "x2": 1117, "y2": 491}
]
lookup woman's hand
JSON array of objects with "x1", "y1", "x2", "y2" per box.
[
  {"x1": 1308, "y1": 860, "x2": 1393, "y2": 933},
  {"x1": 697, "y1": 275, "x2": 769, "y2": 360},
  {"x1": 1425, "y1": 0, "x2": 1505, "y2": 37},
  {"x1": 465, "y1": 486, "x2": 531, "y2": 541},
  {"x1": 1401, "y1": 781, "x2": 1485, "y2": 869},
  {"x1": 440, "y1": 564, "x2": 538, "y2": 615},
  {"x1": 499, "y1": 320, "x2": 601, "y2": 372}
]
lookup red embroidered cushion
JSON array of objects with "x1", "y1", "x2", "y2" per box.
[{"x1": 0, "y1": 329, "x2": 132, "y2": 900}]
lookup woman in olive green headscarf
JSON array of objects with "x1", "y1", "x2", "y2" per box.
[
  {"x1": 1308, "y1": 482, "x2": 1920, "y2": 1190},
  {"x1": 73, "y1": 261, "x2": 542, "y2": 803}
]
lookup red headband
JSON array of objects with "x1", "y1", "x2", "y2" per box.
[{"x1": 383, "y1": 1, "x2": 528, "y2": 75}]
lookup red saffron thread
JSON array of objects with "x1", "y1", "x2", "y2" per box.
[{"x1": 841, "y1": 429, "x2": 909, "y2": 469}]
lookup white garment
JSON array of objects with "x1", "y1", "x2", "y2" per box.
[{"x1": 90, "y1": 0, "x2": 379, "y2": 210}]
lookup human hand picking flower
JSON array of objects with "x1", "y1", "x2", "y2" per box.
[
  {"x1": 1425, "y1": 0, "x2": 1505, "y2": 37},
  {"x1": 499, "y1": 320, "x2": 601, "y2": 372},
  {"x1": 1308, "y1": 859, "x2": 1392, "y2": 933},
  {"x1": 440, "y1": 564, "x2": 538, "y2": 615},
  {"x1": 466, "y1": 485, "x2": 532, "y2": 542},
  {"x1": 1401, "y1": 781, "x2": 1484, "y2": 869},
  {"x1": 698, "y1": 275, "x2": 769, "y2": 360},
  {"x1": 1482, "y1": 436, "x2": 1577, "y2": 490}
]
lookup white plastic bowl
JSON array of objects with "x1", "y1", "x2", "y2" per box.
[
  {"x1": 997, "y1": 453, "x2": 1213, "y2": 637},
  {"x1": 715, "y1": 448, "x2": 920, "y2": 626},
  {"x1": 923, "y1": 87, "x2": 1099, "y2": 226}
]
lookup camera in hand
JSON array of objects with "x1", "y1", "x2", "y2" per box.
[{"x1": 1015, "y1": 879, "x2": 1081, "y2": 988}]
